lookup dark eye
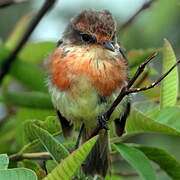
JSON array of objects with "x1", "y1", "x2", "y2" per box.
[{"x1": 81, "y1": 34, "x2": 94, "y2": 43}]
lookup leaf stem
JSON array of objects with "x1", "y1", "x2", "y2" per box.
[{"x1": 9, "y1": 152, "x2": 52, "y2": 162}]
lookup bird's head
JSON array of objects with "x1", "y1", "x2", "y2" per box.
[{"x1": 62, "y1": 9, "x2": 117, "y2": 52}]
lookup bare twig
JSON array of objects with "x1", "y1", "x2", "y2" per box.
[
  {"x1": 9, "y1": 152, "x2": 52, "y2": 162},
  {"x1": 118, "y1": 1, "x2": 153, "y2": 32},
  {"x1": 99, "y1": 53, "x2": 157, "y2": 122},
  {"x1": 134, "y1": 70, "x2": 149, "y2": 87},
  {"x1": 90, "y1": 54, "x2": 180, "y2": 138},
  {"x1": 0, "y1": 0, "x2": 25, "y2": 8},
  {"x1": 107, "y1": 57, "x2": 180, "y2": 119},
  {"x1": 128, "y1": 59, "x2": 180, "y2": 94},
  {"x1": 0, "y1": 0, "x2": 56, "y2": 84},
  {"x1": 127, "y1": 52, "x2": 157, "y2": 89},
  {"x1": 0, "y1": 0, "x2": 16, "y2": 8}
]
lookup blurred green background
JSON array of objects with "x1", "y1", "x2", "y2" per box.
[
  {"x1": 0, "y1": 0, "x2": 180, "y2": 179},
  {"x1": 1, "y1": 0, "x2": 180, "y2": 50}
]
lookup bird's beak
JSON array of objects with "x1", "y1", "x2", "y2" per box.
[{"x1": 100, "y1": 41, "x2": 115, "y2": 52}]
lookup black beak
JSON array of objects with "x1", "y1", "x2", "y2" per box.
[{"x1": 100, "y1": 41, "x2": 115, "y2": 52}]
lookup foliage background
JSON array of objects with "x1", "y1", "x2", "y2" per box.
[{"x1": 0, "y1": 0, "x2": 180, "y2": 179}]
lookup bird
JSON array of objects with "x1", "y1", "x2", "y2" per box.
[{"x1": 46, "y1": 9, "x2": 130, "y2": 178}]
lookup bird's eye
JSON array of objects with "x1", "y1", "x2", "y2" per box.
[{"x1": 81, "y1": 33, "x2": 94, "y2": 43}]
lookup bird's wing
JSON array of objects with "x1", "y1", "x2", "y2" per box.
[
  {"x1": 113, "y1": 45, "x2": 131, "y2": 136},
  {"x1": 56, "y1": 110, "x2": 73, "y2": 138}
]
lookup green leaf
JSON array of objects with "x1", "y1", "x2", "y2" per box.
[
  {"x1": 18, "y1": 160, "x2": 46, "y2": 179},
  {"x1": 112, "y1": 143, "x2": 157, "y2": 180},
  {"x1": 0, "y1": 154, "x2": 9, "y2": 170},
  {"x1": 45, "y1": 160, "x2": 57, "y2": 174},
  {"x1": 149, "y1": 106, "x2": 180, "y2": 130},
  {"x1": 0, "y1": 168, "x2": 37, "y2": 180},
  {"x1": 105, "y1": 175, "x2": 124, "y2": 180},
  {"x1": 22, "y1": 116, "x2": 60, "y2": 144},
  {"x1": 43, "y1": 135, "x2": 99, "y2": 180},
  {"x1": 131, "y1": 144, "x2": 180, "y2": 180},
  {"x1": 6, "y1": 13, "x2": 33, "y2": 50},
  {"x1": 133, "y1": 101, "x2": 158, "y2": 114},
  {"x1": 0, "y1": 44, "x2": 47, "y2": 92},
  {"x1": 42, "y1": 116, "x2": 61, "y2": 134},
  {"x1": 23, "y1": 121, "x2": 42, "y2": 142},
  {"x1": 10, "y1": 60, "x2": 47, "y2": 92},
  {"x1": 16, "y1": 108, "x2": 54, "y2": 122},
  {"x1": 19, "y1": 42, "x2": 55, "y2": 63},
  {"x1": 3, "y1": 90, "x2": 53, "y2": 109},
  {"x1": 0, "y1": 118, "x2": 17, "y2": 154},
  {"x1": 19, "y1": 131, "x2": 62, "y2": 154},
  {"x1": 15, "y1": 108, "x2": 54, "y2": 146},
  {"x1": 160, "y1": 39, "x2": 179, "y2": 108},
  {"x1": 126, "y1": 109, "x2": 180, "y2": 135},
  {"x1": 33, "y1": 125, "x2": 69, "y2": 163},
  {"x1": 146, "y1": 106, "x2": 160, "y2": 117},
  {"x1": 110, "y1": 132, "x2": 140, "y2": 143},
  {"x1": 127, "y1": 48, "x2": 160, "y2": 68},
  {"x1": 23, "y1": 120, "x2": 58, "y2": 144}
]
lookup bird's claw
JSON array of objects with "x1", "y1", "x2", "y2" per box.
[{"x1": 97, "y1": 113, "x2": 109, "y2": 130}]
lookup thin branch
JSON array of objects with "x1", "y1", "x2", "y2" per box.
[
  {"x1": 0, "y1": 0, "x2": 16, "y2": 8},
  {"x1": 9, "y1": 152, "x2": 52, "y2": 162},
  {"x1": 0, "y1": 0, "x2": 56, "y2": 84},
  {"x1": 127, "y1": 52, "x2": 157, "y2": 89},
  {"x1": 100, "y1": 53, "x2": 157, "y2": 121},
  {"x1": 0, "y1": 0, "x2": 25, "y2": 8},
  {"x1": 107, "y1": 58, "x2": 180, "y2": 119},
  {"x1": 128, "y1": 59, "x2": 180, "y2": 94},
  {"x1": 90, "y1": 54, "x2": 180, "y2": 138},
  {"x1": 118, "y1": 0, "x2": 153, "y2": 32},
  {"x1": 134, "y1": 70, "x2": 149, "y2": 87}
]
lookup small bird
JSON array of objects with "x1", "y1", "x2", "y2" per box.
[{"x1": 47, "y1": 9, "x2": 130, "y2": 178}]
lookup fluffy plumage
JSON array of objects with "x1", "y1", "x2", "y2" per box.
[
  {"x1": 46, "y1": 9, "x2": 129, "y2": 178},
  {"x1": 71, "y1": 10, "x2": 116, "y2": 42}
]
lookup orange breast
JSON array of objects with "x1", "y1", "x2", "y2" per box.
[{"x1": 49, "y1": 47, "x2": 127, "y2": 96}]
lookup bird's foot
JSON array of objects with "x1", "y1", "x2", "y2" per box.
[{"x1": 97, "y1": 113, "x2": 109, "y2": 130}]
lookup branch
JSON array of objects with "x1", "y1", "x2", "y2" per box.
[
  {"x1": 9, "y1": 152, "x2": 52, "y2": 162},
  {"x1": 104, "y1": 52, "x2": 157, "y2": 121},
  {"x1": 127, "y1": 59, "x2": 180, "y2": 94},
  {"x1": 134, "y1": 70, "x2": 149, "y2": 87},
  {"x1": 127, "y1": 52, "x2": 157, "y2": 89},
  {"x1": 0, "y1": 0, "x2": 56, "y2": 84},
  {"x1": 90, "y1": 54, "x2": 180, "y2": 138},
  {"x1": 118, "y1": 1, "x2": 153, "y2": 32},
  {"x1": 0, "y1": 0, "x2": 25, "y2": 8}
]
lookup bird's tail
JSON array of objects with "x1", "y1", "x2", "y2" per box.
[{"x1": 82, "y1": 127, "x2": 110, "y2": 177}]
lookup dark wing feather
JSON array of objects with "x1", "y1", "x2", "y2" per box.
[
  {"x1": 113, "y1": 45, "x2": 131, "y2": 136},
  {"x1": 55, "y1": 39, "x2": 73, "y2": 138},
  {"x1": 114, "y1": 100, "x2": 131, "y2": 136},
  {"x1": 56, "y1": 110, "x2": 73, "y2": 138}
]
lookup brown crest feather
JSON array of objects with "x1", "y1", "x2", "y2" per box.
[{"x1": 71, "y1": 9, "x2": 116, "y2": 42}]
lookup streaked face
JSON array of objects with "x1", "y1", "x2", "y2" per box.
[{"x1": 62, "y1": 10, "x2": 118, "y2": 52}]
